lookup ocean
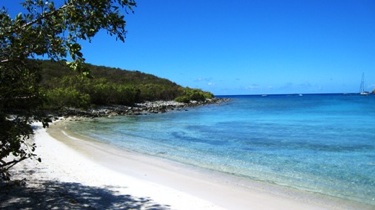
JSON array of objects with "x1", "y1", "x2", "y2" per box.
[{"x1": 67, "y1": 94, "x2": 375, "y2": 205}]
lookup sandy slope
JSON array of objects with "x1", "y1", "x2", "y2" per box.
[{"x1": 1, "y1": 120, "x2": 371, "y2": 210}]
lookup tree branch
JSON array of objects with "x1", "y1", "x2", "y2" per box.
[
  {"x1": 0, "y1": 155, "x2": 28, "y2": 171},
  {"x1": 19, "y1": 4, "x2": 71, "y2": 30}
]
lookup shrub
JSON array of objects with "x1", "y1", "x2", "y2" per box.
[{"x1": 45, "y1": 88, "x2": 91, "y2": 109}]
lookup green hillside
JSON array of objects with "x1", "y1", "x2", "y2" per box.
[{"x1": 38, "y1": 60, "x2": 213, "y2": 109}]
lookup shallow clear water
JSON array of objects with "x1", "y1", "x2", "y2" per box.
[{"x1": 68, "y1": 94, "x2": 375, "y2": 205}]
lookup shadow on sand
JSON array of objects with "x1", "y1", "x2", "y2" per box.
[{"x1": 0, "y1": 178, "x2": 170, "y2": 210}]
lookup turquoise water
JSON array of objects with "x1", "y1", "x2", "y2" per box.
[{"x1": 68, "y1": 94, "x2": 375, "y2": 205}]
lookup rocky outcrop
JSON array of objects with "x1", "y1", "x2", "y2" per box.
[{"x1": 53, "y1": 98, "x2": 229, "y2": 118}]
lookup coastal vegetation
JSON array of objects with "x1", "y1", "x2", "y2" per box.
[
  {"x1": 39, "y1": 60, "x2": 214, "y2": 109},
  {"x1": 0, "y1": 0, "x2": 215, "y2": 181},
  {"x1": 0, "y1": 0, "x2": 135, "y2": 181}
]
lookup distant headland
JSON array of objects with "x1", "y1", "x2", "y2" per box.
[{"x1": 37, "y1": 60, "x2": 228, "y2": 119}]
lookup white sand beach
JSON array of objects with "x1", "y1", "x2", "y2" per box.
[{"x1": 2, "y1": 119, "x2": 371, "y2": 210}]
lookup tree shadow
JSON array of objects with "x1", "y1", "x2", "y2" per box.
[{"x1": 0, "y1": 178, "x2": 171, "y2": 210}]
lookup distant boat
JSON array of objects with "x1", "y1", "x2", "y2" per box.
[{"x1": 359, "y1": 73, "x2": 370, "y2": 95}]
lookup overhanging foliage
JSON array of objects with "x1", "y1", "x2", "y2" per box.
[{"x1": 0, "y1": 0, "x2": 136, "y2": 180}]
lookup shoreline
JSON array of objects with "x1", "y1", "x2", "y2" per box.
[
  {"x1": 47, "y1": 119, "x2": 371, "y2": 209},
  {"x1": 2, "y1": 119, "x2": 373, "y2": 209},
  {"x1": 51, "y1": 98, "x2": 230, "y2": 118}
]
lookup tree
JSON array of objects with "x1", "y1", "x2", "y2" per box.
[{"x1": 0, "y1": 0, "x2": 136, "y2": 180}]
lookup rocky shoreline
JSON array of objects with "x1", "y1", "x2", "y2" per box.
[{"x1": 52, "y1": 98, "x2": 230, "y2": 119}]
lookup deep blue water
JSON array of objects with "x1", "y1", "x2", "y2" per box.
[{"x1": 68, "y1": 94, "x2": 375, "y2": 205}]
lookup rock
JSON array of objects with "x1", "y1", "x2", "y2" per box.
[{"x1": 47, "y1": 98, "x2": 230, "y2": 120}]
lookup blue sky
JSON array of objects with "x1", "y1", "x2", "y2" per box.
[{"x1": 4, "y1": 0, "x2": 375, "y2": 95}]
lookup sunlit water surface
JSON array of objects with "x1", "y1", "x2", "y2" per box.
[{"x1": 68, "y1": 94, "x2": 375, "y2": 205}]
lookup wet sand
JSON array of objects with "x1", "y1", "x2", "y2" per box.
[{"x1": 3, "y1": 120, "x2": 372, "y2": 209}]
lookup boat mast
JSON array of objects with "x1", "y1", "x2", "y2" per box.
[
  {"x1": 360, "y1": 73, "x2": 364, "y2": 92},
  {"x1": 359, "y1": 73, "x2": 369, "y2": 95}
]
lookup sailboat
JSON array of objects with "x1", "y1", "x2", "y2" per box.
[{"x1": 359, "y1": 73, "x2": 370, "y2": 96}]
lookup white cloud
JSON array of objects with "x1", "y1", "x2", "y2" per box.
[
  {"x1": 194, "y1": 77, "x2": 213, "y2": 83},
  {"x1": 245, "y1": 84, "x2": 260, "y2": 90}
]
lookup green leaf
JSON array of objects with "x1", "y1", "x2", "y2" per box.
[{"x1": 0, "y1": 0, "x2": 136, "y2": 180}]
